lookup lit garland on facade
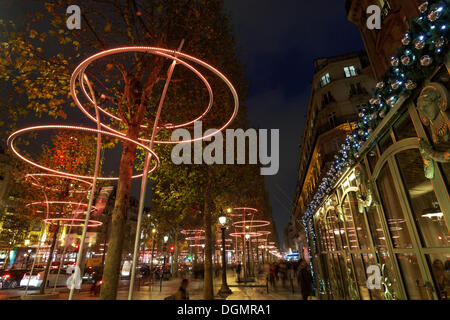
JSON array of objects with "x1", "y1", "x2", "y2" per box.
[{"x1": 302, "y1": 0, "x2": 450, "y2": 233}]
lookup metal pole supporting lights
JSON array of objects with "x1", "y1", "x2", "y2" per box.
[
  {"x1": 149, "y1": 228, "x2": 156, "y2": 283},
  {"x1": 160, "y1": 235, "x2": 169, "y2": 292},
  {"x1": 218, "y1": 210, "x2": 232, "y2": 297},
  {"x1": 245, "y1": 233, "x2": 251, "y2": 279},
  {"x1": 163, "y1": 235, "x2": 169, "y2": 270}
]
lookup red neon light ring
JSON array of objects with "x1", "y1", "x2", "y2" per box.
[
  {"x1": 181, "y1": 229, "x2": 205, "y2": 235},
  {"x1": 185, "y1": 236, "x2": 205, "y2": 241},
  {"x1": 232, "y1": 220, "x2": 270, "y2": 228},
  {"x1": 26, "y1": 201, "x2": 97, "y2": 214},
  {"x1": 189, "y1": 244, "x2": 205, "y2": 248},
  {"x1": 75, "y1": 52, "x2": 213, "y2": 132},
  {"x1": 25, "y1": 173, "x2": 92, "y2": 193},
  {"x1": 7, "y1": 125, "x2": 160, "y2": 181},
  {"x1": 43, "y1": 218, "x2": 102, "y2": 227},
  {"x1": 228, "y1": 207, "x2": 258, "y2": 217},
  {"x1": 229, "y1": 232, "x2": 263, "y2": 238},
  {"x1": 33, "y1": 210, "x2": 88, "y2": 215},
  {"x1": 216, "y1": 239, "x2": 233, "y2": 242}
]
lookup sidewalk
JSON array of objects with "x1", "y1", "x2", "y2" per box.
[{"x1": 18, "y1": 273, "x2": 304, "y2": 300}]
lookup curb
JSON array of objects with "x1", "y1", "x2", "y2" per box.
[{"x1": 20, "y1": 293, "x2": 60, "y2": 300}]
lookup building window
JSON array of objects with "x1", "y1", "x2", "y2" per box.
[
  {"x1": 395, "y1": 149, "x2": 449, "y2": 249},
  {"x1": 322, "y1": 91, "x2": 335, "y2": 108},
  {"x1": 328, "y1": 112, "x2": 336, "y2": 127},
  {"x1": 376, "y1": 164, "x2": 412, "y2": 249},
  {"x1": 320, "y1": 73, "x2": 331, "y2": 87},
  {"x1": 344, "y1": 66, "x2": 357, "y2": 78},
  {"x1": 350, "y1": 83, "x2": 366, "y2": 97}
]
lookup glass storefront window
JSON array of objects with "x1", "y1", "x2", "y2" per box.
[
  {"x1": 378, "y1": 251, "x2": 401, "y2": 299},
  {"x1": 326, "y1": 215, "x2": 337, "y2": 251},
  {"x1": 376, "y1": 164, "x2": 413, "y2": 248},
  {"x1": 393, "y1": 111, "x2": 417, "y2": 141},
  {"x1": 439, "y1": 162, "x2": 450, "y2": 189},
  {"x1": 366, "y1": 206, "x2": 387, "y2": 250},
  {"x1": 342, "y1": 199, "x2": 357, "y2": 250},
  {"x1": 338, "y1": 253, "x2": 360, "y2": 299},
  {"x1": 367, "y1": 150, "x2": 379, "y2": 174},
  {"x1": 350, "y1": 192, "x2": 370, "y2": 249},
  {"x1": 425, "y1": 253, "x2": 450, "y2": 300},
  {"x1": 395, "y1": 149, "x2": 450, "y2": 248},
  {"x1": 327, "y1": 254, "x2": 343, "y2": 299},
  {"x1": 352, "y1": 253, "x2": 371, "y2": 300},
  {"x1": 362, "y1": 253, "x2": 385, "y2": 300},
  {"x1": 396, "y1": 253, "x2": 430, "y2": 300},
  {"x1": 335, "y1": 219, "x2": 346, "y2": 251},
  {"x1": 318, "y1": 224, "x2": 328, "y2": 253},
  {"x1": 379, "y1": 132, "x2": 393, "y2": 155}
]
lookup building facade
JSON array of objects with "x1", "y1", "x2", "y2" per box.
[
  {"x1": 287, "y1": 51, "x2": 376, "y2": 256},
  {"x1": 308, "y1": 63, "x2": 450, "y2": 300},
  {"x1": 346, "y1": 0, "x2": 422, "y2": 79},
  {"x1": 299, "y1": 0, "x2": 450, "y2": 300}
]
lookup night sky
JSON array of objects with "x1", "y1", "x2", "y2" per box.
[{"x1": 224, "y1": 0, "x2": 365, "y2": 245}]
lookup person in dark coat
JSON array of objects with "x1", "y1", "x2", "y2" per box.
[
  {"x1": 173, "y1": 279, "x2": 190, "y2": 300},
  {"x1": 236, "y1": 263, "x2": 242, "y2": 282},
  {"x1": 298, "y1": 259, "x2": 314, "y2": 300}
]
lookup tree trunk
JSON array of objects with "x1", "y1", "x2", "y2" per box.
[
  {"x1": 78, "y1": 245, "x2": 88, "y2": 281},
  {"x1": 40, "y1": 224, "x2": 59, "y2": 294},
  {"x1": 101, "y1": 218, "x2": 109, "y2": 273},
  {"x1": 100, "y1": 126, "x2": 139, "y2": 300},
  {"x1": 203, "y1": 178, "x2": 214, "y2": 300}
]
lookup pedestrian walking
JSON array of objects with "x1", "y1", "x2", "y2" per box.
[
  {"x1": 166, "y1": 278, "x2": 190, "y2": 300},
  {"x1": 279, "y1": 261, "x2": 287, "y2": 288},
  {"x1": 236, "y1": 263, "x2": 242, "y2": 282},
  {"x1": 298, "y1": 259, "x2": 314, "y2": 300},
  {"x1": 269, "y1": 263, "x2": 277, "y2": 289}
]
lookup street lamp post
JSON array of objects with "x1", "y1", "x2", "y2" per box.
[
  {"x1": 242, "y1": 234, "x2": 247, "y2": 283},
  {"x1": 149, "y1": 228, "x2": 156, "y2": 283},
  {"x1": 245, "y1": 233, "x2": 251, "y2": 279},
  {"x1": 218, "y1": 212, "x2": 232, "y2": 297},
  {"x1": 160, "y1": 235, "x2": 168, "y2": 292},
  {"x1": 261, "y1": 245, "x2": 265, "y2": 265},
  {"x1": 255, "y1": 239, "x2": 259, "y2": 274}
]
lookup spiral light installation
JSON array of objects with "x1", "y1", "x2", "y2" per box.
[{"x1": 8, "y1": 44, "x2": 239, "y2": 299}]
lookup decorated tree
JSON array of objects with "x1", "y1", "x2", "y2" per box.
[{"x1": 18, "y1": 131, "x2": 98, "y2": 294}]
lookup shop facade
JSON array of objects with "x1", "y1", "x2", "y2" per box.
[{"x1": 307, "y1": 59, "x2": 450, "y2": 300}]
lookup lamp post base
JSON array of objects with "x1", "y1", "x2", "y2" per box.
[{"x1": 218, "y1": 284, "x2": 232, "y2": 297}]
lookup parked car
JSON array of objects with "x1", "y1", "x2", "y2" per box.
[
  {"x1": 0, "y1": 269, "x2": 28, "y2": 289},
  {"x1": 20, "y1": 269, "x2": 70, "y2": 288}
]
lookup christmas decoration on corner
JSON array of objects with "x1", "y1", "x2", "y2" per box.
[{"x1": 303, "y1": 0, "x2": 450, "y2": 230}]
